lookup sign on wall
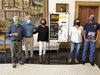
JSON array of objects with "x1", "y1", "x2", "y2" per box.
[
  {"x1": 49, "y1": 13, "x2": 69, "y2": 42},
  {"x1": 50, "y1": 14, "x2": 59, "y2": 40}
]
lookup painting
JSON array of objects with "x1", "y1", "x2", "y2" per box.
[
  {"x1": 56, "y1": 3, "x2": 69, "y2": 13},
  {"x1": 0, "y1": 0, "x2": 45, "y2": 26}
]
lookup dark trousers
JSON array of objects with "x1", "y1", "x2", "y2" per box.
[{"x1": 10, "y1": 41, "x2": 22, "y2": 63}]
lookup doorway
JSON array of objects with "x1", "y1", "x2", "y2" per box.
[{"x1": 79, "y1": 6, "x2": 99, "y2": 26}]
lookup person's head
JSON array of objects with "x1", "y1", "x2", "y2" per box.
[
  {"x1": 40, "y1": 19, "x2": 47, "y2": 26},
  {"x1": 60, "y1": 7, "x2": 64, "y2": 12},
  {"x1": 13, "y1": 16, "x2": 20, "y2": 25},
  {"x1": 26, "y1": 16, "x2": 32, "y2": 24},
  {"x1": 89, "y1": 14, "x2": 95, "y2": 22},
  {"x1": 74, "y1": 18, "x2": 80, "y2": 26}
]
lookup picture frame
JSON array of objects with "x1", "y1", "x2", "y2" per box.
[{"x1": 56, "y1": 3, "x2": 69, "y2": 13}]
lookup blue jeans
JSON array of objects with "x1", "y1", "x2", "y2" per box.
[
  {"x1": 70, "y1": 41, "x2": 81, "y2": 59},
  {"x1": 82, "y1": 41, "x2": 96, "y2": 62}
]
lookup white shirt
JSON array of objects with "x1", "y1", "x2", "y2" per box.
[{"x1": 69, "y1": 26, "x2": 83, "y2": 43}]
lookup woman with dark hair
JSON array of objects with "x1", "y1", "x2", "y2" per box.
[
  {"x1": 68, "y1": 18, "x2": 83, "y2": 64},
  {"x1": 35, "y1": 19, "x2": 49, "y2": 64}
]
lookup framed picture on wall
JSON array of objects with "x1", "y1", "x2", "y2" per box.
[{"x1": 56, "y1": 3, "x2": 69, "y2": 13}]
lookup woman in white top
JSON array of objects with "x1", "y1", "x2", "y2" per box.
[{"x1": 69, "y1": 18, "x2": 83, "y2": 64}]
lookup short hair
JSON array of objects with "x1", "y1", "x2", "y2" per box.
[
  {"x1": 13, "y1": 16, "x2": 19, "y2": 22},
  {"x1": 89, "y1": 14, "x2": 95, "y2": 19},
  {"x1": 40, "y1": 19, "x2": 47, "y2": 25},
  {"x1": 25, "y1": 16, "x2": 31, "y2": 20}
]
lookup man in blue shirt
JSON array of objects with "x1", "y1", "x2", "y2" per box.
[
  {"x1": 22, "y1": 16, "x2": 37, "y2": 63},
  {"x1": 82, "y1": 15, "x2": 99, "y2": 66},
  {"x1": 6, "y1": 16, "x2": 25, "y2": 68}
]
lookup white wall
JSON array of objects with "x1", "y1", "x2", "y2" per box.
[
  {"x1": 76, "y1": 0, "x2": 100, "y2": 1},
  {"x1": 48, "y1": 0, "x2": 100, "y2": 29},
  {"x1": 48, "y1": 0, "x2": 74, "y2": 30},
  {"x1": 49, "y1": 0, "x2": 69, "y2": 13}
]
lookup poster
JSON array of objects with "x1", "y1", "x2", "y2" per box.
[
  {"x1": 58, "y1": 13, "x2": 69, "y2": 42},
  {"x1": 50, "y1": 14, "x2": 59, "y2": 40},
  {"x1": 50, "y1": 13, "x2": 69, "y2": 42}
]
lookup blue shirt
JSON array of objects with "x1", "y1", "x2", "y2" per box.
[
  {"x1": 6, "y1": 23, "x2": 25, "y2": 41},
  {"x1": 84, "y1": 22, "x2": 99, "y2": 39},
  {"x1": 22, "y1": 22, "x2": 37, "y2": 37}
]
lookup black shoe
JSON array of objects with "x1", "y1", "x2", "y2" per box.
[
  {"x1": 82, "y1": 61, "x2": 85, "y2": 65},
  {"x1": 25, "y1": 58, "x2": 29, "y2": 63},
  {"x1": 19, "y1": 61, "x2": 24, "y2": 65},
  {"x1": 90, "y1": 62, "x2": 95, "y2": 66},
  {"x1": 12, "y1": 63, "x2": 16, "y2": 68},
  {"x1": 30, "y1": 57, "x2": 34, "y2": 63}
]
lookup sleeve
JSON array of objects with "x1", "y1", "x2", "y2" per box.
[
  {"x1": 6, "y1": 26, "x2": 11, "y2": 37},
  {"x1": 98, "y1": 24, "x2": 100, "y2": 30},
  {"x1": 96, "y1": 23, "x2": 100, "y2": 30},
  {"x1": 22, "y1": 26, "x2": 26, "y2": 37}
]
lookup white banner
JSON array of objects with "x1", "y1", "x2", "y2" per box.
[{"x1": 58, "y1": 13, "x2": 69, "y2": 42}]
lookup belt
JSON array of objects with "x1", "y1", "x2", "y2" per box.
[
  {"x1": 12, "y1": 40, "x2": 21, "y2": 42},
  {"x1": 26, "y1": 36, "x2": 32, "y2": 38}
]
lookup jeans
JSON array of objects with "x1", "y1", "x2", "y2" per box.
[
  {"x1": 82, "y1": 41, "x2": 96, "y2": 62},
  {"x1": 70, "y1": 41, "x2": 81, "y2": 59},
  {"x1": 10, "y1": 41, "x2": 22, "y2": 63}
]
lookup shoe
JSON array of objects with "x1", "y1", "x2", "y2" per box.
[
  {"x1": 39, "y1": 55, "x2": 43, "y2": 64},
  {"x1": 68, "y1": 59, "x2": 72, "y2": 64},
  {"x1": 75, "y1": 59, "x2": 79, "y2": 64},
  {"x1": 42, "y1": 55, "x2": 45, "y2": 64},
  {"x1": 12, "y1": 63, "x2": 16, "y2": 68},
  {"x1": 19, "y1": 61, "x2": 24, "y2": 65},
  {"x1": 82, "y1": 61, "x2": 85, "y2": 65},
  {"x1": 25, "y1": 58, "x2": 29, "y2": 63},
  {"x1": 30, "y1": 57, "x2": 34, "y2": 63},
  {"x1": 90, "y1": 62, "x2": 95, "y2": 66}
]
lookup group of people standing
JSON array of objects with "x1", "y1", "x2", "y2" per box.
[
  {"x1": 6, "y1": 16, "x2": 49, "y2": 68},
  {"x1": 69, "y1": 15, "x2": 99, "y2": 67},
  {"x1": 6, "y1": 14, "x2": 99, "y2": 68}
]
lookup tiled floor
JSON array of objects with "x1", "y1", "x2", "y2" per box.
[{"x1": 0, "y1": 63, "x2": 100, "y2": 75}]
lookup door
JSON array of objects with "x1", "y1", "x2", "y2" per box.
[
  {"x1": 79, "y1": 6, "x2": 100, "y2": 48},
  {"x1": 79, "y1": 6, "x2": 99, "y2": 26}
]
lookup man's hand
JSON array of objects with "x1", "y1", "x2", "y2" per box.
[
  {"x1": 85, "y1": 39, "x2": 89, "y2": 42},
  {"x1": 92, "y1": 40, "x2": 97, "y2": 43},
  {"x1": 13, "y1": 33, "x2": 19, "y2": 37}
]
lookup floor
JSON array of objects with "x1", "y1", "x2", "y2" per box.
[
  {"x1": 0, "y1": 48, "x2": 100, "y2": 75},
  {"x1": 0, "y1": 63, "x2": 100, "y2": 75},
  {"x1": 0, "y1": 48, "x2": 100, "y2": 67}
]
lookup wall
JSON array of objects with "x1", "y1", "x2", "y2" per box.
[
  {"x1": 49, "y1": 0, "x2": 75, "y2": 30},
  {"x1": 49, "y1": 0, "x2": 100, "y2": 29},
  {"x1": 76, "y1": 0, "x2": 100, "y2": 1}
]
